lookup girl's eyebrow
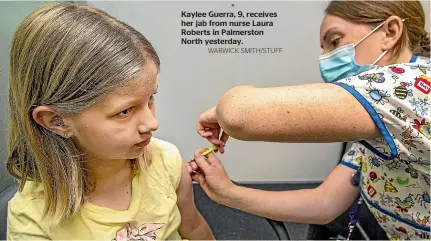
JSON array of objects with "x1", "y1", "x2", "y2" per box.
[
  {"x1": 105, "y1": 85, "x2": 158, "y2": 113},
  {"x1": 107, "y1": 97, "x2": 138, "y2": 113}
]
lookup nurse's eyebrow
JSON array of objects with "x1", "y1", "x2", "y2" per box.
[{"x1": 323, "y1": 27, "x2": 341, "y2": 42}]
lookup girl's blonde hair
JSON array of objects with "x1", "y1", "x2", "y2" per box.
[{"x1": 7, "y1": 2, "x2": 159, "y2": 226}]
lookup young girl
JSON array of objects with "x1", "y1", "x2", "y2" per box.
[{"x1": 6, "y1": 2, "x2": 214, "y2": 240}]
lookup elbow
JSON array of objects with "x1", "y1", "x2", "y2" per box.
[
  {"x1": 216, "y1": 85, "x2": 255, "y2": 138},
  {"x1": 310, "y1": 188, "x2": 339, "y2": 225},
  {"x1": 215, "y1": 102, "x2": 243, "y2": 138},
  {"x1": 306, "y1": 208, "x2": 337, "y2": 226}
]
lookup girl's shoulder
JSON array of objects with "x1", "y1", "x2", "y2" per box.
[
  {"x1": 8, "y1": 181, "x2": 45, "y2": 223},
  {"x1": 148, "y1": 137, "x2": 181, "y2": 155},
  {"x1": 141, "y1": 137, "x2": 183, "y2": 189},
  {"x1": 9, "y1": 180, "x2": 44, "y2": 202}
]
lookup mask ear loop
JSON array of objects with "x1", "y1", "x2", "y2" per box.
[
  {"x1": 353, "y1": 19, "x2": 406, "y2": 48},
  {"x1": 356, "y1": 18, "x2": 407, "y2": 65},
  {"x1": 371, "y1": 50, "x2": 387, "y2": 65},
  {"x1": 353, "y1": 21, "x2": 387, "y2": 47}
]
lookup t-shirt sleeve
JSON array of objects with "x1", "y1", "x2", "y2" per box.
[
  {"x1": 7, "y1": 197, "x2": 50, "y2": 240},
  {"x1": 157, "y1": 139, "x2": 183, "y2": 190},
  {"x1": 167, "y1": 144, "x2": 183, "y2": 190},
  {"x1": 340, "y1": 142, "x2": 364, "y2": 170},
  {"x1": 332, "y1": 63, "x2": 431, "y2": 160}
]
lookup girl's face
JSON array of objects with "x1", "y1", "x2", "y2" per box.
[{"x1": 68, "y1": 62, "x2": 159, "y2": 162}]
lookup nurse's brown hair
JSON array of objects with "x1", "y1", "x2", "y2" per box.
[{"x1": 326, "y1": 0, "x2": 430, "y2": 58}]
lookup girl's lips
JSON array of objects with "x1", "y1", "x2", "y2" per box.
[{"x1": 135, "y1": 138, "x2": 151, "y2": 147}]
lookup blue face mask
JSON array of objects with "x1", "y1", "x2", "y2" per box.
[{"x1": 319, "y1": 20, "x2": 390, "y2": 83}]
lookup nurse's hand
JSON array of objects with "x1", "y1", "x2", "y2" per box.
[
  {"x1": 197, "y1": 105, "x2": 229, "y2": 153},
  {"x1": 187, "y1": 148, "x2": 236, "y2": 204}
]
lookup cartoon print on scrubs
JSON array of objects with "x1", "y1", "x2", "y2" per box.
[
  {"x1": 338, "y1": 55, "x2": 430, "y2": 240},
  {"x1": 409, "y1": 94, "x2": 430, "y2": 118}
]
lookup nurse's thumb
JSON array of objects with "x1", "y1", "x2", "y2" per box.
[
  {"x1": 204, "y1": 152, "x2": 222, "y2": 167},
  {"x1": 193, "y1": 150, "x2": 212, "y2": 174}
]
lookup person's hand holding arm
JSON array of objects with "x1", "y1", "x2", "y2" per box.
[
  {"x1": 196, "y1": 105, "x2": 229, "y2": 153},
  {"x1": 188, "y1": 149, "x2": 360, "y2": 225}
]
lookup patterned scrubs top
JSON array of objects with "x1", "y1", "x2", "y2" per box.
[{"x1": 336, "y1": 55, "x2": 430, "y2": 240}]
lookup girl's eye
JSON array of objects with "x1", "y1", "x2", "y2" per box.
[{"x1": 117, "y1": 107, "x2": 133, "y2": 117}]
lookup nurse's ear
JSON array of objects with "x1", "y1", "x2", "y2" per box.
[{"x1": 381, "y1": 15, "x2": 404, "y2": 51}]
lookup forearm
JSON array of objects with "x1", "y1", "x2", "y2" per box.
[
  {"x1": 180, "y1": 212, "x2": 215, "y2": 240},
  {"x1": 216, "y1": 84, "x2": 380, "y2": 142},
  {"x1": 220, "y1": 185, "x2": 337, "y2": 225}
]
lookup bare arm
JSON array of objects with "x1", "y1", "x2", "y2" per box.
[
  {"x1": 177, "y1": 162, "x2": 215, "y2": 240},
  {"x1": 219, "y1": 164, "x2": 359, "y2": 224},
  {"x1": 216, "y1": 84, "x2": 380, "y2": 142}
]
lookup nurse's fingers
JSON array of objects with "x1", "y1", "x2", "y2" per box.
[
  {"x1": 204, "y1": 152, "x2": 222, "y2": 168},
  {"x1": 220, "y1": 131, "x2": 229, "y2": 145},
  {"x1": 193, "y1": 148, "x2": 212, "y2": 173},
  {"x1": 190, "y1": 171, "x2": 206, "y2": 185},
  {"x1": 186, "y1": 162, "x2": 193, "y2": 173},
  {"x1": 197, "y1": 122, "x2": 219, "y2": 138},
  {"x1": 206, "y1": 134, "x2": 225, "y2": 146},
  {"x1": 211, "y1": 142, "x2": 225, "y2": 154},
  {"x1": 188, "y1": 161, "x2": 203, "y2": 174}
]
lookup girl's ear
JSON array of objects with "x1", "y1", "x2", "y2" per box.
[{"x1": 32, "y1": 106, "x2": 74, "y2": 138}]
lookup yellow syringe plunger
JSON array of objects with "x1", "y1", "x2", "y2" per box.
[{"x1": 202, "y1": 146, "x2": 217, "y2": 156}]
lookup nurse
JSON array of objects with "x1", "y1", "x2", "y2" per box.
[{"x1": 189, "y1": 0, "x2": 430, "y2": 240}]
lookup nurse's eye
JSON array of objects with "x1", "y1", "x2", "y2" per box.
[{"x1": 331, "y1": 37, "x2": 340, "y2": 48}]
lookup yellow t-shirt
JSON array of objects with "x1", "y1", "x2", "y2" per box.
[{"x1": 7, "y1": 138, "x2": 184, "y2": 240}]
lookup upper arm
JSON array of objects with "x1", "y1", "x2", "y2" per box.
[
  {"x1": 176, "y1": 162, "x2": 200, "y2": 234},
  {"x1": 159, "y1": 140, "x2": 202, "y2": 236},
  {"x1": 160, "y1": 140, "x2": 199, "y2": 223},
  {"x1": 176, "y1": 162, "x2": 196, "y2": 211},
  {"x1": 216, "y1": 83, "x2": 380, "y2": 143},
  {"x1": 316, "y1": 143, "x2": 365, "y2": 221}
]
